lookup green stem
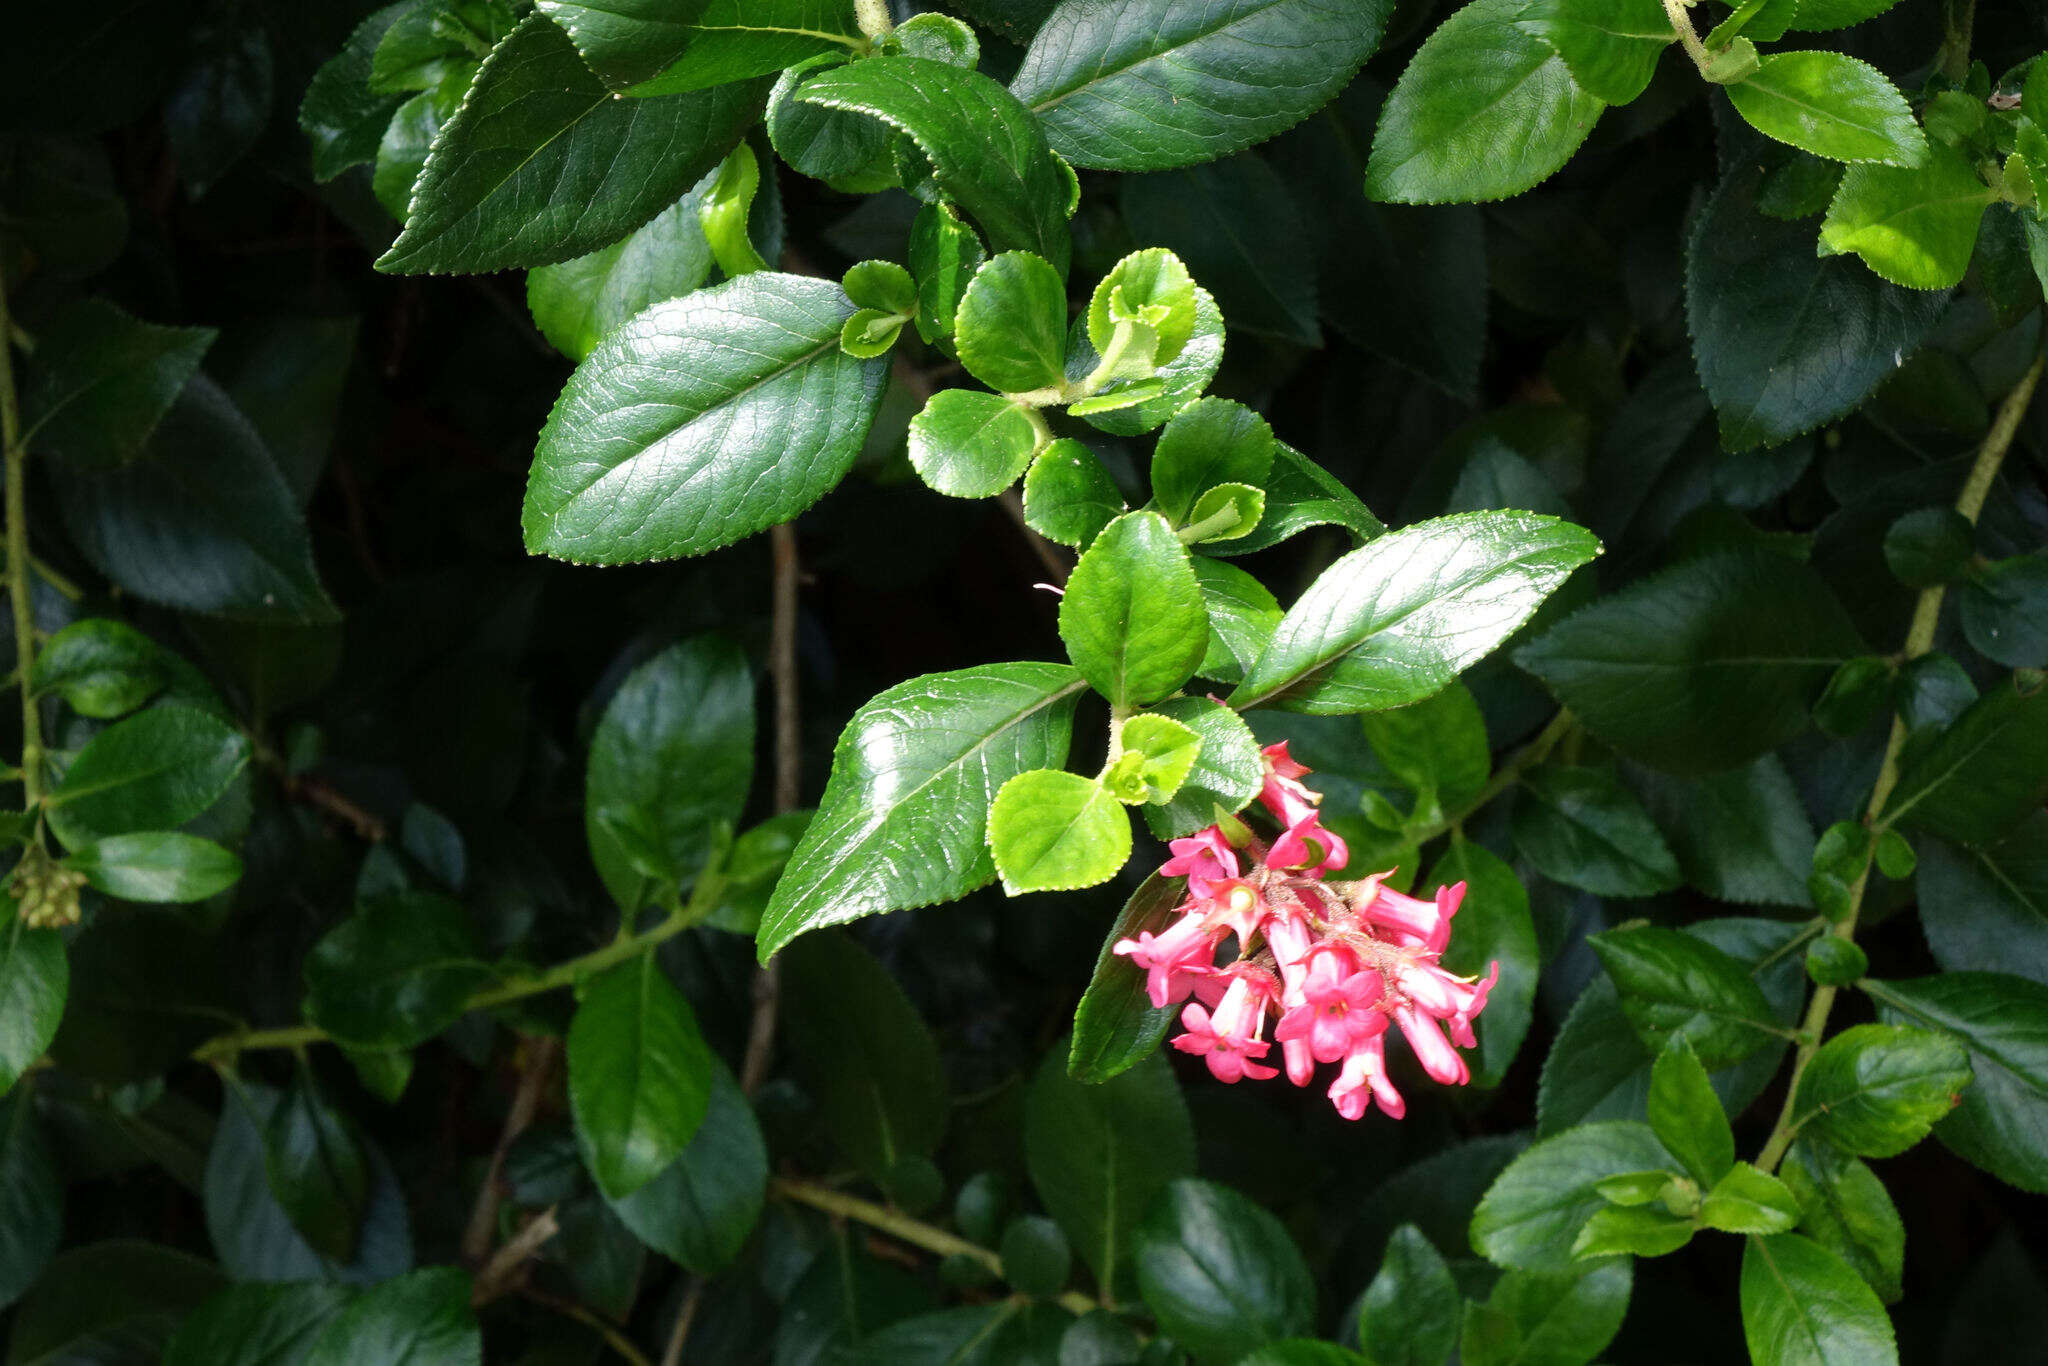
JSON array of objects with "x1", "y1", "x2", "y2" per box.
[
  {"x1": 1175, "y1": 504, "x2": 1242, "y2": 545},
  {"x1": 1662, "y1": 0, "x2": 1713, "y2": 74},
  {"x1": 1753, "y1": 351, "x2": 2043, "y2": 1175},
  {"x1": 772, "y1": 1178, "x2": 1101, "y2": 1317},
  {"x1": 0, "y1": 265, "x2": 42, "y2": 811},
  {"x1": 192, "y1": 871, "x2": 728, "y2": 1064},
  {"x1": 1938, "y1": 0, "x2": 1976, "y2": 84}
]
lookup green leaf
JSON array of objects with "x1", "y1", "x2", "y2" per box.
[
  {"x1": 53, "y1": 375, "x2": 338, "y2": 624},
  {"x1": 1961, "y1": 553, "x2": 2048, "y2": 669},
  {"x1": 5, "y1": 1242, "x2": 225, "y2": 1366},
  {"x1": 524, "y1": 272, "x2": 886, "y2": 563},
  {"x1": 1686, "y1": 166, "x2": 1948, "y2": 451},
  {"x1": 1917, "y1": 813, "x2": 2048, "y2": 985},
  {"x1": 376, "y1": 14, "x2": 763, "y2": 274},
  {"x1": 987, "y1": 770, "x2": 1131, "y2": 893},
  {"x1": 1513, "y1": 0, "x2": 1673, "y2": 104},
  {"x1": 535, "y1": 0, "x2": 861, "y2": 94},
  {"x1": 1629, "y1": 756, "x2": 1817, "y2": 907},
  {"x1": 1222, "y1": 442, "x2": 1384, "y2": 555},
  {"x1": 1090, "y1": 248, "x2": 1198, "y2": 365},
  {"x1": 1366, "y1": 0, "x2": 1606, "y2": 205},
  {"x1": 64, "y1": 832, "x2": 241, "y2": 904},
  {"x1": 1727, "y1": 53, "x2": 1926, "y2": 167},
  {"x1": 1073, "y1": 285, "x2": 1227, "y2": 438},
  {"x1": 1424, "y1": 839, "x2": 1538, "y2": 1088},
  {"x1": 1785, "y1": 0, "x2": 1899, "y2": 28},
  {"x1": 372, "y1": 80, "x2": 462, "y2": 220},
  {"x1": 1701, "y1": 1163, "x2": 1801, "y2": 1235},
  {"x1": 1781, "y1": 1141, "x2": 1903, "y2": 1304},
  {"x1": 608, "y1": 1058, "x2": 765, "y2": 1273},
  {"x1": 955, "y1": 251, "x2": 1070, "y2": 394},
  {"x1": 998, "y1": 1215, "x2": 1071, "y2": 1299},
  {"x1": 1589, "y1": 924, "x2": 1783, "y2": 1068},
  {"x1": 42, "y1": 704, "x2": 248, "y2": 850},
  {"x1": 369, "y1": 3, "x2": 499, "y2": 93},
  {"x1": 1513, "y1": 766, "x2": 1682, "y2": 898},
  {"x1": 299, "y1": 1267, "x2": 480, "y2": 1366},
  {"x1": 1060, "y1": 511, "x2": 1208, "y2": 708},
  {"x1": 1460, "y1": 1260, "x2": 1633, "y2": 1366},
  {"x1": 781, "y1": 931, "x2": 950, "y2": 1181},
  {"x1": 1517, "y1": 549, "x2": 1863, "y2": 774},
  {"x1": 908, "y1": 202, "x2": 985, "y2": 343},
  {"x1": 164, "y1": 18, "x2": 273, "y2": 194},
  {"x1": 1360, "y1": 681, "x2": 1489, "y2": 818},
  {"x1": 796, "y1": 56, "x2": 1072, "y2": 273},
  {"x1": 1026, "y1": 1047, "x2": 1193, "y2": 1302},
  {"x1": 163, "y1": 1282, "x2": 352, "y2": 1366},
  {"x1": 1011, "y1": 0, "x2": 1391, "y2": 171},
  {"x1": 1192, "y1": 557, "x2": 1281, "y2": 687},
  {"x1": 1240, "y1": 1345, "x2": 1370, "y2": 1366},
  {"x1": 257, "y1": 1074, "x2": 370, "y2": 1263},
  {"x1": 303, "y1": 892, "x2": 492, "y2": 1051},
  {"x1": 568, "y1": 954, "x2": 714, "y2": 1201},
  {"x1": 0, "y1": 1088, "x2": 60, "y2": 1308},
  {"x1": 1571, "y1": 1203, "x2": 1696, "y2": 1258},
  {"x1": 1150, "y1": 397, "x2": 1274, "y2": 527},
  {"x1": 1139, "y1": 696, "x2": 1262, "y2": 839},
  {"x1": 1230, "y1": 511, "x2": 1599, "y2": 713},
  {"x1": 1791, "y1": 1023, "x2": 1970, "y2": 1158},
  {"x1": 1818, "y1": 140, "x2": 1991, "y2": 290},
  {"x1": 1135, "y1": 1178, "x2": 1315, "y2": 1362},
  {"x1": 768, "y1": 52, "x2": 893, "y2": 187},
  {"x1": 1865, "y1": 973, "x2": 2048, "y2": 1193},
  {"x1": 586, "y1": 636, "x2": 753, "y2": 911},
  {"x1": 526, "y1": 187, "x2": 715, "y2": 362},
  {"x1": 1121, "y1": 154, "x2": 1319, "y2": 344},
  {"x1": 1740, "y1": 1233, "x2": 1898, "y2": 1366},
  {"x1": 759, "y1": 662, "x2": 1083, "y2": 959},
  {"x1": 1068, "y1": 873, "x2": 1183, "y2": 1082},
  {"x1": 1023, "y1": 438, "x2": 1124, "y2": 548},
  {"x1": 1111, "y1": 713, "x2": 1202, "y2": 805},
  {"x1": 1470, "y1": 1120, "x2": 1678, "y2": 1271},
  {"x1": 301, "y1": 4, "x2": 411, "y2": 181},
  {"x1": 1356, "y1": 1225, "x2": 1459, "y2": 1366},
  {"x1": 1183, "y1": 483, "x2": 1264, "y2": 543},
  {"x1": 28, "y1": 619, "x2": 171, "y2": 720},
  {"x1": 1649, "y1": 1035, "x2": 1735, "y2": 1186},
  {"x1": 1880, "y1": 506, "x2": 1972, "y2": 588},
  {"x1": 23, "y1": 300, "x2": 214, "y2": 470},
  {"x1": 1880, "y1": 675, "x2": 2048, "y2": 846},
  {"x1": 908, "y1": 391, "x2": 1042, "y2": 499}
]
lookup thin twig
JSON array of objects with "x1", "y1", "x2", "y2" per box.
[
  {"x1": 657, "y1": 1279, "x2": 706, "y2": 1366},
  {"x1": 1, "y1": 264, "x2": 44, "y2": 812},
  {"x1": 999, "y1": 490, "x2": 1071, "y2": 586},
  {"x1": 462, "y1": 1037, "x2": 561, "y2": 1264},
  {"x1": 281, "y1": 773, "x2": 389, "y2": 842},
  {"x1": 470, "y1": 1205, "x2": 560, "y2": 1305},
  {"x1": 518, "y1": 1283, "x2": 653, "y2": 1366}
]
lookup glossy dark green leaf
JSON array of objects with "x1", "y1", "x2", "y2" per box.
[
  {"x1": 608, "y1": 1058, "x2": 765, "y2": 1273},
  {"x1": 1866, "y1": 972, "x2": 2048, "y2": 1193},
  {"x1": 1818, "y1": 141, "x2": 1992, "y2": 290},
  {"x1": 1518, "y1": 549, "x2": 1863, "y2": 774},
  {"x1": 525, "y1": 272, "x2": 886, "y2": 563},
  {"x1": 1513, "y1": 766, "x2": 1681, "y2": 898},
  {"x1": 1068, "y1": 873, "x2": 1183, "y2": 1083},
  {"x1": 303, "y1": 892, "x2": 492, "y2": 1050},
  {"x1": 1023, "y1": 438, "x2": 1124, "y2": 547},
  {"x1": 1010, "y1": 0, "x2": 1390, "y2": 171},
  {"x1": 1241, "y1": 1344, "x2": 1370, "y2": 1366},
  {"x1": 1740, "y1": 1232, "x2": 1898, "y2": 1366},
  {"x1": 1366, "y1": 0, "x2": 1605, "y2": 205},
  {"x1": 258, "y1": 1074, "x2": 370, "y2": 1263},
  {"x1": 1423, "y1": 839, "x2": 1537, "y2": 1088},
  {"x1": 1221, "y1": 442, "x2": 1384, "y2": 555},
  {"x1": 298, "y1": 1267, "x2": 479, "y2": 1366},
  {"x1": 526, "y1": 186, "x2": 716, "y2": 362},
  {"x1": 164, "y1": 18, "x2": 272, "y2": 193},
  {"x1": 1355, "y1": 1224, "x2": 1458, "y2": 1366},
  {"x1": 162, "y1": 1282, "x2": 353, "y2": 1366},
  {"x1": 1791, "y1": 1023, "x2": 1970, "y2": 1159},
  {"x1": 586, "y1": 636, "x2": 753, "y2": 911},
  {"x1": 1460, "y1": 1259, "x2": 1632, "y2": 1366},
  {"x1": 1727, "y1": 53, "x2": 1925, "y2": 167},
  {"x1": 759, "y1": 662, "x2": 1083, "y2": 960},
  {"x1": 1917, "y1": 814, "x2": 2048, "y2": 985},
  {"x1": 1360, "y1": 681, "x2": 1489, "y2": 818},
  {"x1": 1648, "y1": 1035, "x2": 1734, "y2": 1186},
  {"x1": 1230, "y1": 511, "x2": 1599, "y2": 713},
  {"x1": 1470, "y1": 1120, "x2": 1676, "y2": 1271},
  {"x1": 1629, "y1": 756, "x2": 1815, "y2": 906},
  {"x1": 1135, "y1": 1178, "x2": 1315, "y2": 1362},
  {"x1": 65, "y1": 832, "x2": 242, "y2": 904},
  {"x1": 23, "y1": 300, "x2": 214, "y2": 470},
  {"x1": 1590, "y1": 924, "x2": 1782, "y2": 1068},
  {"x1": 1026, "y1": 1047, "x2": 1191, "y2": 1302},
  {"x1": 53, "y1": 376, "x2": 337, "y2": 624},
  {"x1": 1513, "y1": 0, "x2": 1672, "y2": 104},
  {"x1": 4, "y1": 1241, "x2": 224, "y2": 1366},
  {"x1": 301, "y1": 4, "x2": 411, "y2": 181},
  {"x1": 987, "y1": 769, "x2": 1131, "y2": 893},
  {"x1": 1191, "y1": 557, "x2": 1281, "y2": 687},
  {"x1": 28, "y1": 620, "x2": 172, "y2": 720},
  {"x1": 796, "y1": 56, "x2": 1072, "y2": 273},
  {"x1": 1060, "y1": 511, "x2": 1208, "y2": 708},
  {"x1": 1781, "y1": 1141, "x2": 1903, "y2": 1304},
  {"x1": 536, "y1": 0, "x2": 860, "y2": 94},
  {"x1": 781, "y1": 931, "x2": 950, "y2": 1181},
  {"x1": 908, "y1": 201, "x2": 984, "y2": 343},
  {"x1": 567, "y1": 954, "x2": 715, "y2": 1200},
  {"x1": 1880, "y1": 676, "x2": 2048, "y2": 846},
  {"x1": 907, "y1": 390, "x2": 1042, "y2": 499},
  {"x1": 0, "y1": 1089, "x2": 60, "y2": 1309},
  {"x1": 1960, "y1": 553, "x2": 2048, "y2": 669},
  {"x1": 42, "y1": 704, "x2": 248, "y2": 850},
  {"x1": 372, "y1": 81, "x2": 462, "y2": 220},
  {"x1": 377, "y1": 13, "x2": 763, "y2": 274},
  {"x1": 1686, "y1": 166, "x2": 1947, "y2": 451},
  {"x1": 1121, "y1": 154, "x2": 1318, "y2": 344}
]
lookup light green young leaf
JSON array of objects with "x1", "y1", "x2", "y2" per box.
[
  {"x1": 1059, "y1": 511, "x2": 1209, "y2": 708},
  {"x1": 1701, "y1": 1163, "x2": 1802, "y2": 1235},
  {"x1": 1149, "y1": 396, "x2": 1274, "y2": 526},
  {"x1": 1726, "y1": 52, "x2": 1926, "y2": 167},
  {"x1": 1089, "y1": 247, "x2": 1198, "y2": 366},
  {"x1": 1571, "y1": 1203, "x2": 1695, "y2": 1259},
  {"x1": 1648, "y1": 1035, "x2": 1735, "y2": 1186},
  {"x1": 1110, "y1": 713, "x2": 1202, "y2": 805},
  {"x1": 1139, "y1": 696, "x2": 1263, "y2": 839},
  {"x1": 1470, "y1": 1120, "x2": 1678, "y2": 1270},
  {"x1": 1023, "y1": 439, "x2": 1124, "y2": 548},
  {"x1": 1819, "y1": 141, "x2": 1992, "y2": 290},
  {"x1": 29, "y1": 619, "x2": 172, "y2": 720},
  {"x1": 1076, "y1": 285, "x2": 1227, "y2": 436},
  {"x1": 988, "y1": 770, "x2": 1131, "y2": 893},
  {"x1": 1184, "y1": 483, "x2": 1264, "y2": 542},
  {"x1": 956, "y1": 251, "x2": 1071, "y2": 394},
  {"x1": 908, "y1": 390, "x2": 1042, "y2": 498}
]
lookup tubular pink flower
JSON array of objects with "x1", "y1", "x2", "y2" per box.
[
  {"x1": 1161, "y1": 828, "x2": 1241, "y2": 900},
  {"x1": 1268, "y1": 812, "x2": 1349, "y2": 877},
  {"x1": 1447, "y1": 960, "x2": 1499, "y2": 1049},
  {"x1": 1113, "y1": 910, "x2": 1220, "y2": 1008},
  {"x1": 1357, "y1": 878, "x2": 1463, "y2": 953},
  {"x1": 1172, "y1": 973, "x2": 1278, "y2": 1083},
  {"x1": 1276, "y1": 951, "x2": 1387, "y2": 1064},
  {"x1": 1393, "y1": 1004, "x2": 1469, "y2": 1086},
  {"x1": 1328, "y1": 1033, "x2": 1405, "y2": 1120}
]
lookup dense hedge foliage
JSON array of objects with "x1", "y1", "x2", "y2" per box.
[{"x1": 4, "y1": 0, "x2": 2048, "y2": 1363}]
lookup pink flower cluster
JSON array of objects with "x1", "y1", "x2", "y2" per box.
[{"x1": 1115, "y1": 743, "x2": 1497, "y2": 1120}]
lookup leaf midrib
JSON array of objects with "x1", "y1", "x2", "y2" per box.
[{"x1": 1022, "y1": 0, "x2": 1306, "y2": 115}]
